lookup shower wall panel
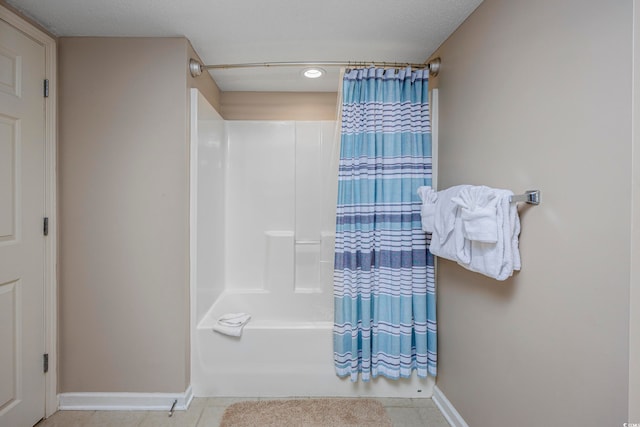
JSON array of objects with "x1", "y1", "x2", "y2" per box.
[
  {"x1": 195, "y1": 92, "x2": 226, "y2": 321},
  {"x1": 224, "y1": 121, "x2": 336, "y2": 294},
  {"x1": 225, "y1": 122, "x2": 296, "y2": 291},
  {"x1": 294, "y1": 122, "x2": 337, "y2": 293}
]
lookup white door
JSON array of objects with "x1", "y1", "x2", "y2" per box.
[{"x1": 0, "y1": 15, "x2": 47, "y2": 427}]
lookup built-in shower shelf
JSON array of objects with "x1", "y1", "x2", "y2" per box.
[{"x1": 295, "y1": 240, "x2": 321, "y2": 245}]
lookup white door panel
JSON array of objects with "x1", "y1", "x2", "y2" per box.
[{"x1": 0, "y1": 16, "x2": 46, "y2": 427}]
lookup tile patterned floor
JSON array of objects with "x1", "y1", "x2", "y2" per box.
[{"x1": 38, "y1": 397, "x2": 450, "y2": 426}]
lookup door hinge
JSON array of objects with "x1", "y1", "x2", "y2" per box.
[
  {"x1": 43, "y1": 354, "x2": 49, "y2": 373},
  {"x1": 43, "y1": 79, "x2": 49, "y2": 98},
  {"x1": 43, "y1": 217, "x2": 48, "y2": 236}
]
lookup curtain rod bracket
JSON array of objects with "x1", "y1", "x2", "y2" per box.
[
  {"x1": 189, "y1": 58, "x2": 203, "y2": 77},
  {"x1": 427, "y1": 57, "x2": 440, "y2": 77}
]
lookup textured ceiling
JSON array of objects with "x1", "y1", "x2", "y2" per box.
[{"x1": 7, "y1": 0, "x2": 483, "y2": 92}]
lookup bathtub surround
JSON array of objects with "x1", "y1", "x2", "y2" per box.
[
  {"x1": 191, "y1": 91, "x2": 338, "y2": 396},
  {"x1": 333, "y1": 67, "x2": 436, "y2": 381},
  {"x1": 191, "y1": 90, "x2": 435, "y2": 397}
]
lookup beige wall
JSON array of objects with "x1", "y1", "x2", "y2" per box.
[
  {"x1": 220, "y1": 91, "x2": 337, "y2": 120},
  {"x1": 58, "y1": 37, "x2": 219, "y2": 393},
  {"x1": 631, "y1": 0, "x2": 640, "y2": 420},
  {"x1": 432, "y1": 0, "x2": 632, "y2": 425}
]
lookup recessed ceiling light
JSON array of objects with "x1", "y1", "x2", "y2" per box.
[{"x1": 302, "y1": 68, "x2": 325, "y2": 79}]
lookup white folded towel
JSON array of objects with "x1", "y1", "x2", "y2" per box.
[
  {"x1": 417, "y1": 186, "x2": 438, "y2": 233},
  {"x1": 421, "y1": 185, "x2": 522, "y2": 281},
  {"x1": 457, "y1": 189, "x2": 521, "y2": 281},
  {"x1": 451, "y1": 186, "x2": 499, "y2": 243},
  {"x1": 212, "y1": 312, "x2": 251, "y2": 337},
  {"x1": 433, "y1": 185, "x2": 470, "y2": 244},
  {"x1": 509, "y1": 197, "x2": 522, "y2": 273},
  {"x1": 427, "y1": 185, "x2": 471, "y2": 263}
]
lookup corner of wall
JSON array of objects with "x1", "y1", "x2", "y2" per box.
[
  {"x1": 186, "y1": 40, "x2": 222, "y2": 113},
  {"x1": 432, "y1": 386, "x2": 469, "y2": 427}
]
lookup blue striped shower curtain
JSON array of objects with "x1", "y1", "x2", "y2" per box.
[{"x1": 333, "y1": 67, "x2": 436, "y2": 381}]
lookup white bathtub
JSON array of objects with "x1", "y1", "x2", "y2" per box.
[
  {"x1": 191, "y1": 290, "x2": 434, "y2": 398},
  {"x1": 192, "y1": 290, "x2": 334, "y2": 397}
]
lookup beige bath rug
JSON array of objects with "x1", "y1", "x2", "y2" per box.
[{"x1": 219, "y1": 398, "x2": 393, "y2": 427}]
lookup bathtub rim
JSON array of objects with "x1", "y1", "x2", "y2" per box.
[{"x1": 196, "y1": 288, "x2": 334, "y2": 330}]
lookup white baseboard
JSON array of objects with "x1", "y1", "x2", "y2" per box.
[
  {"x1": 433, "y1": 385, "x2": 469, "y2": 427},
  {"x1": 57, "y1": 385, "x2": 193, "y2": 411}
]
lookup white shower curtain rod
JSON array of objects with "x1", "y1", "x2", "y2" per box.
[{"x1": 188, "y1": 58, "x2": 441, "y2": 78}]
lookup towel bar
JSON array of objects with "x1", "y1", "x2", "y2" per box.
[{"x1": 510, "y1": 190, "x2": 540, "y2": 205}]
